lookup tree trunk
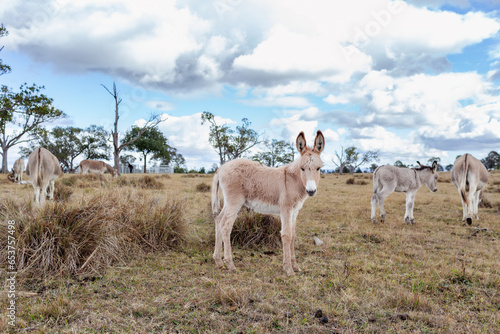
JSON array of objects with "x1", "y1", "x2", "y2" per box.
[
  {"x1": 114, "y1": 151, "x2": 120, "y2": 175},
  {"x1": 143, "y1": 153, "x2": 147, "y2": 173},
  {"x1": 1, "y1": 144, "x2": 7, "y2": 173}
]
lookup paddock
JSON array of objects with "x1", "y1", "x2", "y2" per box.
[{"x1": 1, "y1": 171, "x2": 499, "y2": 333}]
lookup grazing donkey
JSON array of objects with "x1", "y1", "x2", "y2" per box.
[
  {"x1": 212, "y1": 131, "x2": 325, "y2": 276},
  {"x1": 371, "y1": 161, "x2": 438, "y2": 225},
  {"x1": 450, "y1": 154, "x2": 489, "y2": 225},
  {"x1": 26, "y1": 147, "x2": 63, "y2": 206},
  {"x1": 79, "y1": 159, "x2": 118, "y2": 177},
  {"x1": 8, "y1": 158, "x2": 25, "y2": 183}
]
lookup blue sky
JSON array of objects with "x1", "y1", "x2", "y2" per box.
[{"x1": 1, "y1": 0, "x2": 500, "y2": 171}]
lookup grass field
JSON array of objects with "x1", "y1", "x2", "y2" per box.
[{"x1": 1, "y1": 170, "x2": 499, "y2": 333}]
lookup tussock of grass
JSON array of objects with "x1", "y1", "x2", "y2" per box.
[
  {"x1": 196, "y1": 182, "x2": 211, "y2": 192},
  {"x1": 53, "y1": 182, "x2": 73, "y2": 202},
  {"x1": 230, "y1": 208, "x2": 282, "y2": 249},
  {"x1": 59, "y1": 173, "x2": 107, "y2": 189},
  {"x1": 346, "y1": 177, "x2": 368, "y2": 185},
  {"x1": 0, "y1": 190, "x2": 188, "y2": 278},
  {"x1": 115, "y1": 175, "x2": 164, "y2": 189}
]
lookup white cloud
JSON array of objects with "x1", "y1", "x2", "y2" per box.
[
  {"x1": 153, "y1": 112, "x2": 235, "y2": 168},
  {"x1": 353, "y1": 126, "x2": 446, "y2": 161},
  {"x1": 324, "y1": 94, "x2": 349, "y2": 105},
  {"x1": 3, "y1": 0, "x2": 499, "y2": 92},
  {"x1": 269, "y1": 114, "x2": 318, "y2": 143}
]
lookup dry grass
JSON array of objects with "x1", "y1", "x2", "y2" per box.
[
  {"x1": 196, "y1": 182, "x2": 211, "y2": 193},
  {"x1": 0, "y1": 171, "x2": 499, "y2": 333},
  {"x1": 0, "y1": 187, "x2": 188, "y2": 279}
]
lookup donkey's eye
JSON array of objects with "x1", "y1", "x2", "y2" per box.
[
  {"x1": 301, "y1": 167, "x2": 305, "y2": 172},
  {"x1": 316, "y1": 167, "x2": 320, "y2": 171}
]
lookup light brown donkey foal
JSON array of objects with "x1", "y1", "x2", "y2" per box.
[{"x1": 212, "y1": 131, "x2": 325, "y2": 276}]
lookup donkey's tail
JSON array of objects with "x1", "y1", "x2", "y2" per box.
[
  {"x1": 37, "y1": 148, "x2": 43, "y2": 189},
  {"x1": 458, "y1": 154, "x2": 469, "y2": 205},
  {"x1": 211, "y1": 171, "x2": 221, "y2": 214},
  {"x1": 372, "y1": 167, "x2": 380, "y2": 193}
]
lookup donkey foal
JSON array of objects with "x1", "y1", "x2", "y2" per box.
[
  {"x1": 212, "y1": 131, "x2": 325, "y2": 276},
  {"x1": 371, "y1": 161, "x2": 438, "y2": 225}
]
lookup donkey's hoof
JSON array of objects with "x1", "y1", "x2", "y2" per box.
[
  {"x1": 405, "y1": 217, "x2": 410, "y2": 225},
  {"x1": 466, "y1": 217, "x2": 472, "y2": 225},
  {"x1": 371, "y1": 218, "x2": 377, "y2": 224},
  {"x1": 292, "y1": 263, "x2": 301, "y2": 272},
  {"x1": 284, "y1": 265, "x2": 295, "y2": 276},
  {"x1": 224, "y1": 261, "x2": 236, "y2": 271}
]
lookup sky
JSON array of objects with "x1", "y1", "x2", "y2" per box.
[{"x1": 1, "y1": 0, "x2": 500, "y2": 171}]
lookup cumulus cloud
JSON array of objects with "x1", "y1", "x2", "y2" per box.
[
  {"x1": 2, "y1": 0, "x2": 500, "y2": 167},
  {"x1": 4, "y1": 0, "x2": 497, "y2": 92},
  {"x1": 153, "y1": 112, "x2": 235, "y2": 167}
]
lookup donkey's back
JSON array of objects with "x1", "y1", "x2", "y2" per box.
[
  {"x1": 373, "y1": 165, "x2": 417, "y2": 193},
  {"x1": 212, "y1": 159, "x2": 284, "y2": 215}
]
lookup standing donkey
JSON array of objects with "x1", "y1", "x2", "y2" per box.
[
  {"x1": 450, "y1": 154, "x2": 489, "y2": 225},
  {"x1": 371, "y1": 161, "x2": 438, "y2": 225},
  {"x1": 212, "y1": 131, "x2": 325, "y2": 276}
]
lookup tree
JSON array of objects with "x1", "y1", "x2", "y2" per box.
[
  {"x1": 345, "y1": 146, "x2": 379, "y2": 174},
  {"x1": 226, "y1": 118, "x2": 260, "y2": 160},
  {"x1": 208, "y1": 163, "x2": 218, "y2": 174},
  {"x1": 123, "y1": 126, "x2": 174, "y2": 173},
  {"x1": 0, "y1": 83, "x2": 65, "y2": 173},
  {"x1": 0, "y1": 24, "x2": 11, "y2": 77},
  {"x1": 481, "y1": 151, "x2": 500, "y2": 170},
  {"x1": 171, "y1": 153, "x2": 187, "y2": 173},
  {"x1": 332, "y1": 146, "x2": 348, "y2": 175},
  {"x1": 80, "y1": 125, "x2": 111, "y2": 161},
  {"x1": 394, "y1": 160, "x2": 407, "y2": 168},
  {"x1": 252, "y1": 139, "x2": 294, "y2": 167},
  {"x1": 101, "y1": 82, "x2": 163, "y2": 174},
  {"x1": 120, "y1": 154, "x2": 137, "y2": 165},
  {"x1": 201, "y1": 111, "x2": 261, "y2": 165},
  {"x1": 369, "y1": 163, "x2": 378, "y2": 173},
  {"x1": 426, "y1": 157, "x2": 443, "y2": 171},
  {"x1": 19, "y1": 125, "x2": 110, "y2": 172},
  {"x1": 445, "y1": 164, "x2": 453, "y2": 171}
]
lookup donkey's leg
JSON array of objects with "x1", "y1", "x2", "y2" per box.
[
  {"x1": 33, "y1": 184, "x2": 41, "y2": 206},
  {"x1": 404, "y1": 191, "x2": 416, "y2": 225},
  {"x1": 280, "y1": 210, "x2": 295, "y2": 276},
  {"x1": 377, "y1": 192, "x2": 388, "y2": 223},
  {"x1": 290, "y1": 210, "x2": 301, "y2": 272},
  {"x1": 466, "y1": 185, "x2": 477, "y2": 225},
  {"x1": 47, "y1": 180, "x2": 55, "y2": 200},
  {"x1": 213, "y1": 211, "x2": 225, "y2": 269},
  {"x1": 39, "y1": 182, "x2": 48, "y2": 207},
  {"x1": 457, "y1": 189, "x2": 467, "y2": 222},
  {"x1": 370, "y1": 193, "x2": 378, "y2": 223},
  {"x1": 473, "y1": 190, "x2": 481, "y2": 219},
  {"x1": 220, "y1": 206, "x2": 240, "y2": 271}
]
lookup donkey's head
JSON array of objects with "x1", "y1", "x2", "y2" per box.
[
  {"x1": 417, "y1": 161, "x2": 438, "y2": 192},
  {"x1": 296, "y1": 130, "x2": 325, "y2": 197}
]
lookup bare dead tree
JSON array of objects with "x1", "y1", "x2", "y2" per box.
[
  {"x1": 332, "y1": 146, "x2": 347, "y2": 175},
  {"x1": 101, "y1": 82, "x2": 163, "y2": 175}
]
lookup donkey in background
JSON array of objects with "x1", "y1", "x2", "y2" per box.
[
  {"x1": 212, "y1": 131, "x2": 325, "y2": 276},
  {"x1": 371, "y1": 161, "x2": 438, "y2": 225},
  {"x1": 451, "y1": 154, "x2": 489, "y2": 225}
]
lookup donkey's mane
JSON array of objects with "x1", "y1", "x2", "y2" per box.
[{"x1": 412, "y1": 165, "x2": 432, "y2": 171}]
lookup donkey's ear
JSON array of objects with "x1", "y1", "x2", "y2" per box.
[
  {"x1": 432, "y1": 161, "x2": 438, "y2": 171},
  {"x1": 296, "y1": 132, "x2": 307, "y2": 156},
  {"x1": 314, "y1": 130, "x2": 325, "y2": 153},
  {"x1": 416, "y1": 161, "x2": 424, "y2": 168}
]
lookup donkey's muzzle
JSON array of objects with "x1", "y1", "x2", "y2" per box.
[{"x1": 306, "y1": 189, "x2": 316, "y2": 197}]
